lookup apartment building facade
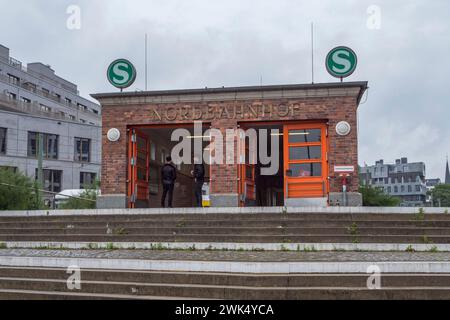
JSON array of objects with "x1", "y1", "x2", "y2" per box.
[
  {"x1": 0, "y1": 44, "x2": 101, "y2": 202},
  {"x1": 360, "y1": 157, "x2": 427, "y2": 207}
]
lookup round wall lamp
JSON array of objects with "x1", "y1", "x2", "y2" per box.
[
  {"x1": 336, "y1": 121, "x2": 351, "y2": 136},
  {"x1": 107, "y1": 128, "x2": 121, "y2": 142}
]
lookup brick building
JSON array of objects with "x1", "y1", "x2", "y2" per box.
[{"x1": 92, "y1": 81, "x2": 367, "y2": 208}]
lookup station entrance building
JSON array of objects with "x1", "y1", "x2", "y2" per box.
[{"x1": 92, "y1": 82, "x2": 367, "y2": 208}]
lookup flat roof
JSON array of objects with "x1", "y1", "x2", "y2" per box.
[{"x1": 91, "y1": 81, "x2": 368, "y2": 104}]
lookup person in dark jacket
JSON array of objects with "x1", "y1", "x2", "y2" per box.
[
  {"x1": 161, "y1": 156, "x2": 177, "y2": 208},
  {"x1": 191, "y1": 156, "x2": 205, "y2": 207}
]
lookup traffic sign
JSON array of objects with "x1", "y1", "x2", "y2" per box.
[
  {"x1": 326, "y1": 46, "x2": 357, "y2": 79},
  {"x1": 107, "y1": 59, "x2": 137, "y2": 89}
]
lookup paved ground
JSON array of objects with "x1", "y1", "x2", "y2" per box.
[{"x1": 1, "y1": 249, "x2": 450, "y2": 262}]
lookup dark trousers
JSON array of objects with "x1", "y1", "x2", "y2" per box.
[
  {"x1": 161, "y1": 183, "x2": 174, "y2": 208},
  {"x1": 194, "y1": 180, "x2": 204, "y2": 207}
]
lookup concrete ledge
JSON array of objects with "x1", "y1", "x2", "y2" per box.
[
  {"x1": 1, "y1": 206, "x2": 449, "y2": 217},
  {"x1": 1, "y1": 241, "x2": 449, "y2": 252},
  {"x1": 1, "y1": 255, "x2": 450, "y2": 274}
]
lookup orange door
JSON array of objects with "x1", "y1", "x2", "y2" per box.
[
  {"x1": 283, "y1": 123, "x2": 328, "y2": 200},
  {"x1": 238, "y1": 132, "x2": 256, "y2": 206},
  {"x1": 127, "y1": 129, "x2": 149, "y2": 208}
]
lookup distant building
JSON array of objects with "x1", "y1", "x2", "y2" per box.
[
  {"x1": 0, "y1": 44, "x2": 101, "y2": 204},
  {"x1": 425, "y1": 178, "x2": 441, "y2": 204},
  {"x1": 360, "y1": 157, "x2": 427, "y2": 207}
]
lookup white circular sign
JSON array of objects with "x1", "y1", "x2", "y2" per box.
[
  {"x1": 107, "y1": 128, "x2": 121, "y2": 142},
  {"x1": 336, "y1": 121, "x2": 351, "y2": 136}
]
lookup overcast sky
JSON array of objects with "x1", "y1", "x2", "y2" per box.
[{"x1": 1, "y1": 0, "x2": 449, "y2": 179}]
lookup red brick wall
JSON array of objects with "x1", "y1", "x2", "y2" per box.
[{"x1": 101, "y1": 96, "x2": 359, "y2": 196}]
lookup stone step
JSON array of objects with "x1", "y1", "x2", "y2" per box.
[
  {"x1": 1, "y1": 213, "x2": 448, "y2": 223},
  {"x1": 0, "y1": 234, "x2": 449, "y2": 243},
  {"x1": 1, "y1": 226, "x2": 450, "y2": 236},
  {"x1": 0, "y1": 289, "x2": 201, "y2": 300},
  {"x1": 1, "y1": 267, "x2": 450, "y2": 287},
  {"x1": 1, "y1": 275, "x2": 450, "y2": 300},
  {"x1": 2, "y1": 219, "x2": 450, "y2": 229}
]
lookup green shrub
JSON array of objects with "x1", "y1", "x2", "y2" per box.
[
  {"x1": 359, "y1": 185, "x2": 401, "y2": 207},
  {"x1": 0, "y1": 168, "x2": 44, "y2": 210}
]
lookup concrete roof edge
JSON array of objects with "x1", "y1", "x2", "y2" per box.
[{"x1": 91, "y1": 81, "x2": 369, "y2": 102}]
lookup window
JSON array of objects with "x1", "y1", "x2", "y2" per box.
[
  {"x1": 387, "y1": 186, "x2": 392, "y2": 193},
  {"x1": 68, "y1": 115, "x2": 76, "y2": 121},
  {"x1": 408, "y1": 185, "x2": 412, "y2": 192},
  {"x1": 27, "y1": 132, "x2": 58, "y2": 159},
  {"x1": 21, "y1": 97, "x2": 31, "y2": 103},
  {"x1": 288, "y1": 129, "x2": 321, "y2": 143},
  {"x1": 0, "y1": 127, "x2": 6, "y2": 154},
  {"x1": 35, "y1": 169, "x2": 62, "y2": 192},
  {"x1": 74, "y1": 138, "x2": 91, "y2": 162},
  {"x1": 6, "y1": 92, "x2": 16, "y2": 100},
  {"x1": 42, "y1": 88, "x2": 50, "y2": 96},
  {"x1": 401, "y1": 185, "x2": 405, "y2": 192},
  {"x1": 78, "y1": 103, "x2": 88, "y2": 111},
  {"x1": 288, "y1": 163, "x2": 322, "y2": 177},
  {"x1": 54, "y1": 93, "x2": 61, "y2": 100},
  {"x1": 92, "y1": 109, "x2": 99, "y2": 115},
  {"x1": 39, "y1": 104, "x2": 51, "y2": 112},
  {"x1": 394, "y1": 186, "x2": 398, "y2": 193},
  {"x1": 80, "y1": 172, "x2": 96, "y2": 189},
  {"x1": 65, "y1": 98, "x2": 72, "y2": 105},
  {"x1": 415, "y1": 185, "x2": 421, "y2": 192},
  {"x1": 289, "y1": 146, "x2": 321, "y2": 160},
  {"x1": 79, "y1": 119, "x2": 86, "y2": 124},
  {"x1": 7, "y1": 73, "x2": 20, "y2": 85}
]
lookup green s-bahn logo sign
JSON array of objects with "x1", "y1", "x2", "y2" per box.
[
  {"x1": 326, "y1": 46, "x2": 358, "y2": 79},
  {"x1": 107, "y1": 58, "x2": 137, "y2": 89}
]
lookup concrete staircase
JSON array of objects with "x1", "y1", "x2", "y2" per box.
[
  {"x1": 0, "y1": 212, "x2": 450, "y2": 245},
  {"x1": 1, "y1": 266, "x2": 450, "y2": 300}
]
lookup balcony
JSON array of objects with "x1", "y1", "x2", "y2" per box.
[
  {"x1": 0, "y1": 73, "x2": 100, "y2": 120},
  {"x1": 0, "y1": 92, "x2": 79, "y2": 123}
]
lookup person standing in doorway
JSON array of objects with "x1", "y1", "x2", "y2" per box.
[
  {"x1": 191, "y1": 156, "x2": 205, "y2": 207},
  {"x1": 161, "y1": 156, "x2": 177, "y2": 208}
]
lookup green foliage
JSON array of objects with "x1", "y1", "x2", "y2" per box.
[
  {"x1": 431, "y1": 184, "x2": 450, "y2": 207},
  {"x1": 0, "y1": 168, "x2": 44, "y2": 210},
  {"x1": 59, "y1": 180, "x2": 99, "y2": 210},
  {"x1": 415, "y1": 208, "x2": 425, "y2": 221},
  {"x1": 359, "y1": 185, "x2": 401, "y2": 207}
]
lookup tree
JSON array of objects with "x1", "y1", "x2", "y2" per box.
[
  {"x1": 58, "y1": 180, "x2": 99, "y2": 210},
  {"x1": 430, "y1": 184, "x2": 450, "y2": 207},
  {"x1": 359, "y1": 185, "x2": 401, "y2": 207},
  {"x1": 0, "y1": 168, "x2": 44, "y2": 210}
]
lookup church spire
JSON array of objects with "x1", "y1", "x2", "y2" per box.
[{"x1": 446, "y1": 155, "x2": 450, "y2": 184}]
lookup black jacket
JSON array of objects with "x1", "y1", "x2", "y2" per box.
[
  {"x1": 161, "y1": 162, "x2": 177, "y2": 185},
  {"x1": 193, "y1": 163, "x2": 205, "y2": 182}
]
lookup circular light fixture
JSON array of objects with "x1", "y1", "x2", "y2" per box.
[
  {"x1": 336, "y1": 121, "x2": 351, "y2": 136},
  {"x1": 107, "y1": 128, "x2": 121, "y2": 142}
]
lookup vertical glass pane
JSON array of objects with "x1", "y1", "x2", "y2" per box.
[
  {"x1": 0, "y1": 128, "x2": 6, "y2": 154},
  {"x1": 81, "y1": 139, "x2": 90, "y2": 162},
  {"x1": 245, "y1": 166, "x2": 253, "y2": 179},
  {"x1": 28, "y1": 132, "x2": 37, "y2": 157},
  {"x1": 288, "y1": 129, "x2": 321, "y2": 143}
]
